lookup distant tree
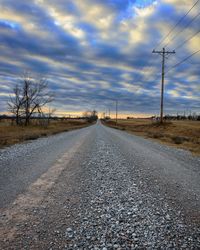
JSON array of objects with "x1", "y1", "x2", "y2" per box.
[
  {"x1": 82, "y1": 111, "x2": 91, "y2": 118},
  {"x1": 8, "y1": 73, "x2": 54, "y2": 125},
  {"x1": 83, "y1": 110, "x2": 98, "y2": 123},
  {"x1": 91, "y1": 110, "x2": 98, "y2": 117}
]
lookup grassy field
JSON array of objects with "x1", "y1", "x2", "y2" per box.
[
  {"x1": 0, "y1": 119, "x2": 92, "y2": 148},
  {"x1": 104, "y1": 119, "x2": 200, "y2": 155}
]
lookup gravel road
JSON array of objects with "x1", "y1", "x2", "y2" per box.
[
  {"x1": 0, "y1": 121, "x2": 200, "y2": 249},
  {"x1": 0, "y1": 126, "x2": 92, "y2": 208}
]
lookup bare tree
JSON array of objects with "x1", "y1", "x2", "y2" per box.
[
  {"x1": 22, "y1": 74, "x2": 54, "y2": 125},
  {"x1": 37, "y1": 106, "x2": 56, "y2": 126},
  {"x1": 8, "y1": 73, "x2": 54, "y2": 125},
  {"x1": 83, "y1": 110, "x2": 98, "y2": 122},
  {"x1": 8, "y1": 85, "x2": 24, "y2": 125},
  {"x1": 47, "y1": 107, "x2": 56, "y2": 125}
]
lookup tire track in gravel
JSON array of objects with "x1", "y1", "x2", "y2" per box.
[
  {"x1": 0, "y1": 130, "x2": 91, "y2": 249},
  {"x1": 0, "y1": 126, "x2": 93, "y2": 208},
  {"x1": 1, "y1": 124, "x2": 199, "y2": 249}
]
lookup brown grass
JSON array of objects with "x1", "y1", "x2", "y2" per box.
[
  {"x1": 104, "y1": 119, "x2": 200, "y2": 155},
  {"x1": 0, "y1": 119, "x2": 92, "y2": 148}
]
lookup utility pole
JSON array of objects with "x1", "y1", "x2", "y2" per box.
[
  {"x1": 152, "y1": 48, "x2": 175, "y2": 123},
  {"x1": 115, "y1": 100, "x2": 118, "y2": 125}
]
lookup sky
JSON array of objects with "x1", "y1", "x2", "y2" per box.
[{"x1": 0, "y1": 0, "x2": 199, "y2": 117}]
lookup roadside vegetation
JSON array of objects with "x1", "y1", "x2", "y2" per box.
[
  {"x1": 103, "y1": 119, "x2": 200, "y2": 155},
  {"x1": 0, "y1": 118, "x2": 95, "y2": 148},
  {"x1": 0, "y1": 73, "x2": 98, "y2": 148}
]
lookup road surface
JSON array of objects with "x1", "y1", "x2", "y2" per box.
[{"x1": 0, "y1": 121, "x2": 200, "y2": 249}]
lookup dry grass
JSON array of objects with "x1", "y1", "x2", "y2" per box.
[
  {"x1": 0, "y1": 119, "x2": 92, "y2": 148},
  {"x1": 104, "y1": 119, "x2": 200, "y2": 155}
]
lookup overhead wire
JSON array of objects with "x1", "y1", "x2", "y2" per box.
[
  {"x1": 166, "y1": 49, "x2": 200, "y2": 73},
  {"x1": 175, "y1": 29, "x2": 200, "y2": 50},
  {"x1": 154, "y1": 0, "x2": 200, "y2": 49},
  {"x1": 165, "y1": 11, "x2": 200, "y2": 48}
]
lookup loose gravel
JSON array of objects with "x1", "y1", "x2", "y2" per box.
[
  {"x1": 0, "y1": 122, "x2": 200, "y2": 249},
  {"x1": 60, "y1": 136, "x2": 200, "y2": 249},
  {"x1": 0, "y1": 126, "x2": 91, "y2": 208}
]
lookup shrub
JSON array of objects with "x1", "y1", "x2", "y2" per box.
[
  {"x1": 172, "y1": 136, "x2": 185, "y2": 144},
  {"x1": 148, "y1": 132, "x2": 163, "y2": 139},
  {"x1": 152, "y1": 133, "x2": 163, "y2": 139},
  {"x1": 25, "y1": 135, "x2": 39, "y2": 140}
]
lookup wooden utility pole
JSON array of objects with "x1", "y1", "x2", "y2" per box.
[
  {"x1": 152, "y1": 48, "x2": 175, "y2": 123},
  {"x1": 116, "y1": 100, "x2": 118, "y2": 125}
]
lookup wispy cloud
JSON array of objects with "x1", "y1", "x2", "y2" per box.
[{"x1": 0, "y1": 0, "x2": 199, "y2": 115}]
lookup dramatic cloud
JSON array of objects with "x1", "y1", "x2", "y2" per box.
[{"x1": 0, "y1": 0, "x2": 199, "y2": 116}]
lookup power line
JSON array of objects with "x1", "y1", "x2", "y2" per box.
[
  {"x1": 154, "y1": 0, "x2": 200, "y2": 49},
  {"x1": 166, "y1": 49, "x2": 200, "y2": 73},
  {"x1": 165, "y1": 11, "x2": 200, "y2": 48},
  {"x1": 175, "y1": 29, "x2": 200, "y2": 50}
]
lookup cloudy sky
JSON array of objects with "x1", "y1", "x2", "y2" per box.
[{"x1": 0, "y1": 0, "x2": 199, "y2": 117}]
